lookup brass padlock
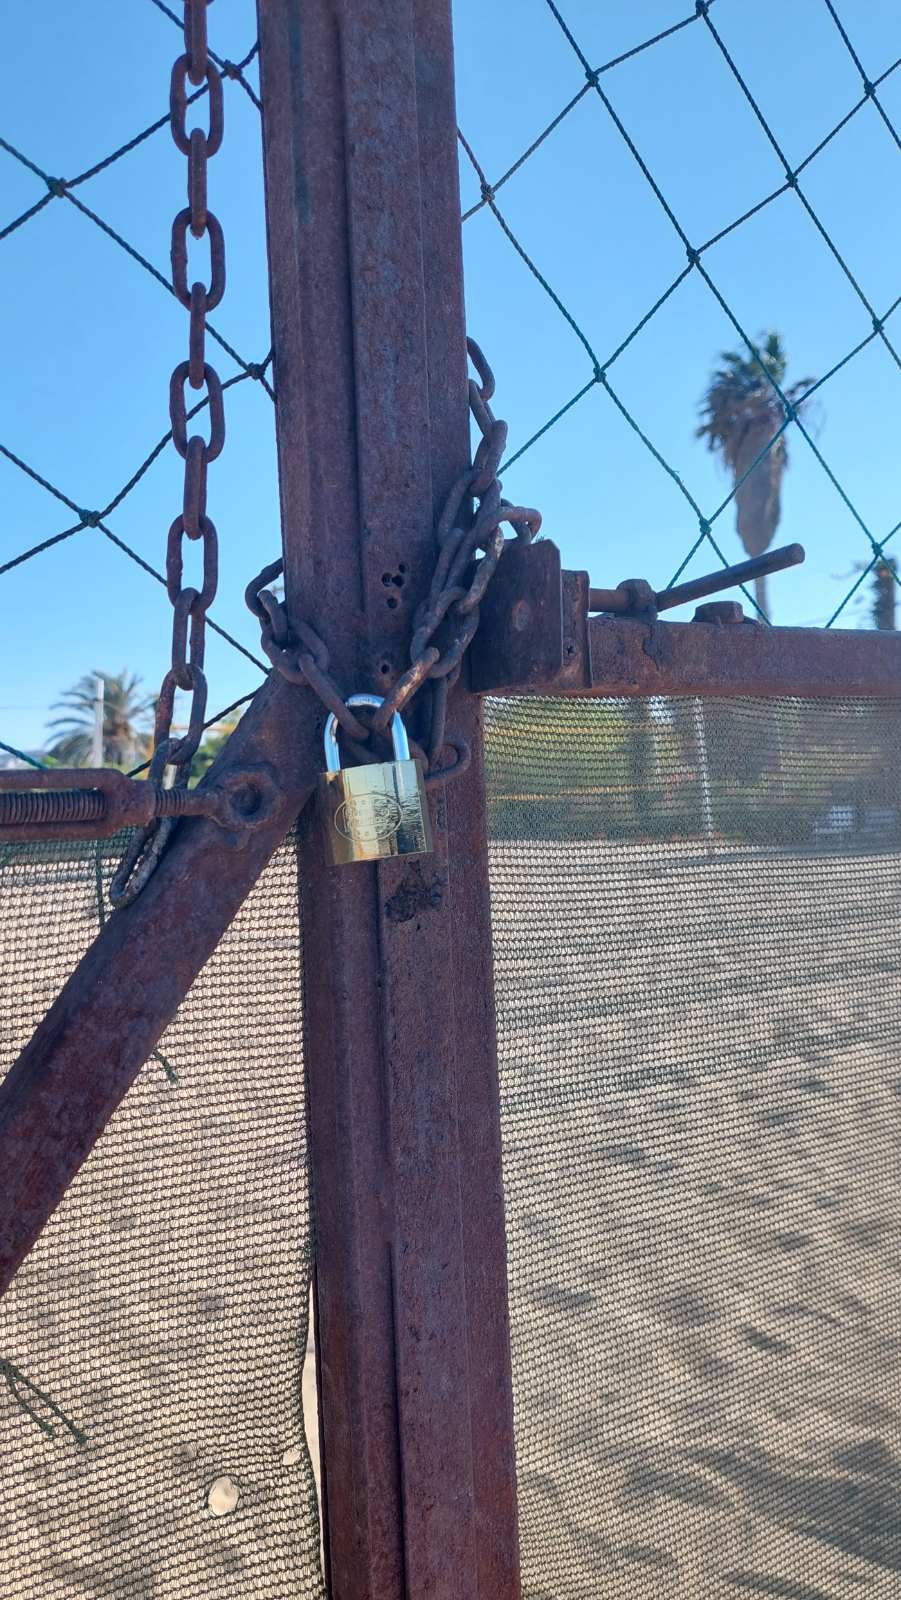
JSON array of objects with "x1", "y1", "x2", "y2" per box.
[{"x1": 320, "y1": 693, "x2": 433, "y2": 865}]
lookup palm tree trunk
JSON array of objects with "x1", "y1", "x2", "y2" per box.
[{"x1": 754, "y1": 570, "x2": 769, "y2": 619}]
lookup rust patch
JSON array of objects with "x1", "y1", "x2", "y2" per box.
[
  {"x1": 642, "y1": 623, "x2": 668, "y2": 673},
  {"x1": 384, "y1": 864, "x2": 444, "y2": 923}
]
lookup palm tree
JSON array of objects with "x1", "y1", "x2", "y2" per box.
[
  {"x1": 189, "y1": 714, "x2": 242, "y2": 785},
  {"x1": 697, "y1": 332, "x2": 814, "y2": 616},
  {"x1": 47, "y1": 670, "x2": 152, "y2": 768}
]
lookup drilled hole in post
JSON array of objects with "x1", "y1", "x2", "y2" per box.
[
  {"x1": 230, "y1": 782, "x2": 261, "y2": 819},
  {"x1": 387, "y1": 597, "x2": 398, "y2": 610}
]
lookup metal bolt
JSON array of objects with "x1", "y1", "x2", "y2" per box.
[{"x1": 693, "y1": 601, "x2": 748, "y2": 624}]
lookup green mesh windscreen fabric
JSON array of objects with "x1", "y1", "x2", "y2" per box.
[
  {"x1": 0, "y1": 835, "x2": 323, "y2": 1599},
  {"x1": 486, "y1": 696, "x2": 901, "y2": 1600}
]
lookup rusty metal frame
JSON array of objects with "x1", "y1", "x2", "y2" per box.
[
  {"x1": 4, "y1": 3, "x2": 900, "y2": 1599},
  {"x1": 0, "y1": 5, "x2": 520, "y2": 1596},
  {"x1": 470, "y1": 541, "x2": 901, "y2": 700},
  {"x1": 0, "y1": 673, "x2": 324, "y2": 1299},
  {"x1": 256, "y1": 2, "x2": 519, "y2": 1595}
]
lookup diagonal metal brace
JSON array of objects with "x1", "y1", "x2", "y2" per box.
[{"x1": 0, "y1": 673, "x2": 324, "y2": 1300}]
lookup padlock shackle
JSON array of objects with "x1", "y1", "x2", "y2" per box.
[{"x1": 323, "y1": 693, "x2": 411, "y2": 774}]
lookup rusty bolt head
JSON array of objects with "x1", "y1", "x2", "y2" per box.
[{"x1": 693, "y1": 601, "x2": 748, "y2": 625}]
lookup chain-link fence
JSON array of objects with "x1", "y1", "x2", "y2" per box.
[
  {"x1": 1, "y1": 9, "x2": 324, "y2": 1597},
  {"x1": 3, "y1": 2, "x2": 899, "y2": 774},
  {"x1": 455, "y1": 7, "x2": 901, "y2": 1595},
  {"x1": 1, "y1": 1, "x2": 273, "y2": 779},
  {"x1": 455, "y1": 0, "x2": 901, "y2": 628},
  {"x1": 3, "y1": 5, "x2": 901, "y2": 1599}
]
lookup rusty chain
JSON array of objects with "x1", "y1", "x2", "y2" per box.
[
  {"x1": 245, "y1": 338, "x2": 541, "y2": 786},
  {"x1": 111, "y1": 0, "x2": 225, "y2": 908}
]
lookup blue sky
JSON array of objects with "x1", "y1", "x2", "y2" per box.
[{"x1": 1, "y1": 0, "x2": 900, "y2": 756}]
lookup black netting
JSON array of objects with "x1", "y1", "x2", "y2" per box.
[
  {"x1": 0, "y1": 835, "x2": 323, "y2": 1599},
  {"x1": 487, "y1": 695, "x2": 901, "y2": 1600}
]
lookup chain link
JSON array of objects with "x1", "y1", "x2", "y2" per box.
[
  {"x1": 111, "y1": 0, "x2": 225, "y2": 909},
  {"x1": 245, "y1": 338, "x2": 541, "y2": 787}
]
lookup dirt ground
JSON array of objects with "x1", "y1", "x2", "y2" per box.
[
  {"x1": 491, "y1": 836, "x2": 901, "y2": 1600},
  {"x1": 1, "y1": 823, "x2": 900, "y2": 1600},
  {"x1": 0, "y1": 841, "x2": 324, "y2": 1599}
]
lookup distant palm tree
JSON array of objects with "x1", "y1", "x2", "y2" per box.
[
  {"x1": 697, "y1": 332, "x2": 814, "y2": 616},
  {"x1": 189, "y1": 715, "x2": 241, "y2": 785},
  {"x1": 47, "y1": 670, "x2": 152, "y2": 768}
]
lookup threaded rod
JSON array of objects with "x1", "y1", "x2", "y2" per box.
[
  {"x1": 0, "y1": 782, "x2": 197, "y2": 831},
  {"x1": 0, "y1": 789, "x2": 107, "y2": 827}
]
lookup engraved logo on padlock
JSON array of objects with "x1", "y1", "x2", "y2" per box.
[
  {"x1": 320, "y1": 693, "x2": 433, "y2": 865},
  {"x1": 333, "y1": 791, "x2": 403, "y2": 845}
]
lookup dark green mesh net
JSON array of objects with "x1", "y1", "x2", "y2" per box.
[
  {"x1": 486, "y1": 695, "x2": 901, "y2": 1600},
  {"x1": 4, "y1": 693, "x2": 900, "y2": 1600},
  {"x1": 0, "y1": 835, "x2": 323, "y2": 1599}
]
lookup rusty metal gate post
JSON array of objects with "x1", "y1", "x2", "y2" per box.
[{"x1": 256, "y1": 3, "x2": 520, "y2": 1597}]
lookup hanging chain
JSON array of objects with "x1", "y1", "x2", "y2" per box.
[
  {"x1": 246, "y1": 339, "x2": 541, "y2": 784},
  {"x1": 111, "y1": 0, "x2": 225, "y2": 908}
]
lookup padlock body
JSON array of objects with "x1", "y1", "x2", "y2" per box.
[{"x1": 320, "y1": 757, "x2": 433, "y2": 864}]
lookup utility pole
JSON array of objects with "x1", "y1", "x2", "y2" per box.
[
  {"x1": 872, "y1": 558, "x2": 898, "y2": 632},
  {"x1": 91, "y1": 675, "x2": 105, "y2": 767},
  {"x1": 693, "y1": 697, "x2": 715, "y2": 849}
]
